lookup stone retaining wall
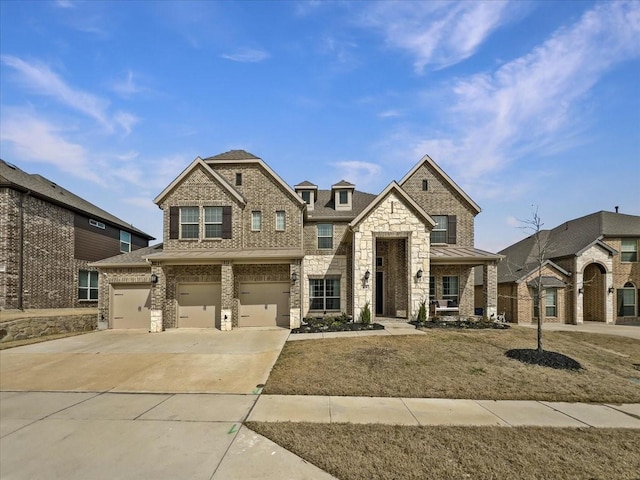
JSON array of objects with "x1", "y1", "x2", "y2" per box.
[{"x1": 0, "y1": 312, "x2": 97, "y2": 343}]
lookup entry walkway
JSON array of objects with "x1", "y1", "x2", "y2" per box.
[{"x1": 248, "y1": 395, "x2": 640, "y2": 428}]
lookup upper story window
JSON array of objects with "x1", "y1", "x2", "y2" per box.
[
  {"x1": 339, "y1": 190, "x2": 348, "y2": 205},
  {"x1": 89, "y1": 219, "x2": 105, "y2": 229},
  {"x1": 78, "y1": 270, "x2": 98, "y2": 301},
  {"x1": 251, "y1": 211, "x2": 262, "y2": 231},
  {"x1": 430, "y1": 215, "x2": 457, "y2": 244},
  {"x1": 621, "y1": 239, "x2": 638, "y2": 262},
  {"x1": 120, "y1": 231, "x2": 131, "y2": 253},
  {"x1": 422, "y1": 179, "x2": 429, "y2": 191},
  {"x1": 317, "y1": 223, "x2": 333, "y2": 249},
  {"x1": 204, "y1": 207, "x2": 223, "y2": 238},
  {"x1": 235, "y1": 173, "x2": 242, "y2": 186},
  {"x1": 276, "y1": 211, "x2": 286, "y2": 231},
  {"x1": 301, "y1": 191, "x2": 311, "y2": 204},
  {"x1": 180, "y1": 207, "x2": 200, "y2": 239}
]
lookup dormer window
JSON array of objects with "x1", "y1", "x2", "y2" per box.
[
  {"x1": 294, "y1": 181, "x2": 318, "y2": 211},
  {"x1": 332, "y1": 180, "x2": 354, "y2": 211},
  {"x1": 301, "y1": 191, "x2": 311, "y2": 204},
  {"x1": 339, "y1": 191, "x2": 348, "y2": 205}
]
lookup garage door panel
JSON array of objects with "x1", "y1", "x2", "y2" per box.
[
  {"x1": 112, "y1": 285, "x2": 151, "y2": 329},
  {"x1": 178, "y1": 283, "x2": 221, "y2": 328},
  {"x1": 239, "y1": 282, "x2": 290, "y2": 327}
]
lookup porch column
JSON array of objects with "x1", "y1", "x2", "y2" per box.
[
  {"x1": 483, "y1": 261, "x2": 498, "y2": 320},
  {"x1": 290, "y1": 260, "x2": 301, "y2": 328},
  {"x1": 220, "y1": 261, "x2": 233, "y2": 331},
  {"x1": 149, "y1": 263, "x2": 164, "y2": 333}
]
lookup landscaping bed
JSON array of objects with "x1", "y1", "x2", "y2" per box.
[
  {"x1": 292, "y1": 315, "x2": 384, "y2": 334},
  {"x1": 412, "y1": 316, "x2": 510, "y2": 330}
]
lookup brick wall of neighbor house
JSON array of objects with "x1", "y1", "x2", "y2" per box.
[
  {"x1": 401, "y1": 163, "x2": 476, "y2": 247},
  {"x1": 98, "y1": 267, "x2": 152, "y2": 326},
  {"x1": 160, "y1": 165, "x2": 244, "y2": 250},
  {"x1": 605, "y1": 238, "x2": 640, "y2": 323},
  {"x1": 430, "y1": 265, "x2": 474, "y2": 317},
  {"x1": 0, "y1": 188, "x2": 19, "y2": 309},
  {"x1": 212, "y1": 164, "x2": 303, "y2": 250},
  {"x1": 497, "y1": 283, "x2": 517, "y2": 321}
]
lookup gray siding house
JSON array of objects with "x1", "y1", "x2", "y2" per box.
[{"x1": 93, "y1": 150, "x2": 501, "y2": 331}]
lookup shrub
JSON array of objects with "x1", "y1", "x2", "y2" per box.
[
  {"x1": 359, "y1": 302, "x2": 371, "y2": 326},
  {"x1": 417, "y1": 301, "x2": 427, "y2": 322}
]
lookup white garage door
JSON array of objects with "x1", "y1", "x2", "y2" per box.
[
  {"x1": 239, "y1": 282, "x2": 290, "y2": 327},
  {"x1": 111, "y1": 285, "x2": 151, "y2": 329},
  {"x1": 177, "y1": 283, "x2": 221, "y2": 328}
]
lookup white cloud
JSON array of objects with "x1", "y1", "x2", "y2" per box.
[
  {"x1": 1, "y1": 55, "x2": 138, "y2": 135},
  {"x1": 55, "y1": 0, "x2": 74, "y2": 8},
  {"x1": 221, "y1": 48, "x2": 270, "y2": 63},
  {"x1": 377, "y1": 109, "x2": 402, "y2": 119},
  {"x1": 331, "y1": 161, "x2": 382, "y2": 193},
  {"x1": 385, "y1": 1, "x2": 640, "y2": 191},
  {"x1": 110, "y1": 70, "x2": 143, "y2": 97},
  {"x1": 361, "y1": 1, "x2": 514, "y2": 72},
  {"x1": 0, "y1": 111, "x2": 101, "y2": 184}
]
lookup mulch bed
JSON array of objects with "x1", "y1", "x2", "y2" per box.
[
  {"x1": 505, "y1": 348, "x2": 583, "y2": 370},
  {"x1": 412, "y1": 318, "x2": 511, "y2": 330},
  {"x1": 292, "y1": 316, "x2": 384, "y2": 334}
]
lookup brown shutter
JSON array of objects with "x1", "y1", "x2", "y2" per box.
[
  {"x1": 447, "y1": 215, "x2": 457, "y2": 244},
  {"x1": 222, "y1": 206, "x2": 232, "y2": 239},
  {"x1": 616, "y1": 289, "x2": 624, "y2": 316},
  {"x1": 169, "y1": 207, "x2": 179, "y2": 239}
]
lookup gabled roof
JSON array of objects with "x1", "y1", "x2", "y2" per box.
[
  {"x1": 90, "y1": 243, "x2": 163, "y2": 268},
  {"x1": 204, "y1": 151, "x2": 305, "y2": 207},
  {"x1": 399, "y1": 154, "x2": 481, "y2": 215},
  {"x1": 350, "y1": 181, "x2": 436, "y2": 229},
  {"x1": 332, "y1": 180, "x2": 355, "y2": 189},
  {"x1": 527, "y1": 276, "x2": 567, "y2": 289},
  {"x1": 0, "y1": 159, "x2": 154, "y2": 239},
  {"x1": 153, "y1": 157, "x2": 246, "y2": 206},
  {"x1": 295, "y1": 180, "x2": 318, "y2": 189}
]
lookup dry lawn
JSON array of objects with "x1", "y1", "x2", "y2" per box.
[
  {"x1": 265, "y1": 327, "x2": 640, "y2": 402},
  {"x1": 247, "y1": 422, "x2": 640, "y2": 480}
]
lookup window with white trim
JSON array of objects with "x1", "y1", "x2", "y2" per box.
[
  {"x1": 78, "y1": 270, "x2": 98, "y2": 301},
  {"x1": 317, "y1": 223, "x2": 333, "y2": 249},
  {"x1": 89, "y1": 219, "x2": 105, "y2": 229},
  {"x1": 251, "y1": 211, "x2": 262, "y2": 231},
  {"x1": 545, "y1": 289, "x2": 557, "y2": 317},
  {"x1": 442, "y1": 276, "x2": 458, "y2": 306},
  {"x1": 276, "y1": 211, "x2": 286, "y2": 231},
  {"x1": 119, "y1": 231, "x2": 131, "y2": 253},
  {"x1": 309, "y1": 278, "x2": 340, "y2": 311},
  {"x1": 204, "y1": 207, "x2": 223, "y2": 238},
  {"x1": 429, "y1": 276, "x2": 436, "y2": 302},
  {"x1": 431, "y1": 215, "x2": 448, "y2": 244},
  {"x1": 339, "y1": 190, "x2": 348, "y2": 205},
  {"x1": 180, "y1": 207, "x2": 199, "y2": 239},
  {"x1": 301, "y1": 191, "x2": 311, "y2": 204},
  {"x1": 621, "y1": 239, "x2": 638, "y2": 262}
]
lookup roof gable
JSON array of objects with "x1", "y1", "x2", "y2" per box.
[
  {"x1": 399, "y1": 154, "x2": 481, "y2": 215},
  {"x1": 350, "y1": 181, "x2": 436, "y2": 229},
  {"x1": 153, "y1": 157, "x2": 246, "y2": 206}
]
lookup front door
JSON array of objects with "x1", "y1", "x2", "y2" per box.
[{"x1": 375, "y1": 271, "x2": 384, "y2": 315}]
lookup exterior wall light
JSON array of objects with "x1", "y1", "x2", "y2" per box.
[
  {"x1": 608, "y1": 286, "x2": 615, "y2": 294},
  {"x1": 416, "y1": 269, "x2": 423, "y2": 279},
  {"x1": 151, "y1": 273, "x2": 158, "y2": 285},
  {"x1": 578, "y1": 287, "x2": 583, "y2": 294},
  {"x1": 291, "y1": 272, "x2": 298, "y2": 284},
  {"x1": 364, "y1": 270, "x2": 370, "y2": 281}
]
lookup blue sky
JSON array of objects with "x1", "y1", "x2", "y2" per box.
[{"x1": 1, "y1": 0, "x2": 639, "y2": 251}]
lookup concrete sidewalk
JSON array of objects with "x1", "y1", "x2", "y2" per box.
[{"x1": 248, "y1": 395, "x2": 640, "y2": 428}]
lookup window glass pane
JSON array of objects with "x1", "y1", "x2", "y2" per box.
[
  {"x1": 339, "y1": 191, "x2": 348, "y2": 204},
  {"x1": 326, "y1": 279, "x2": 340, "y2": 297},
  {"x1": 79, "y1": 271, "x2": 88, "y2": 288},
  {"x1": 78, "y1": 288, "x2": 87, "y2": 300},
  {"x1": 120, "y1": 231, "x2": 131, "y2": 243},
  {"x1": 310, "y1": 298, "x2": 325, "y2": 310},
  {"x1": 89, "y1": 289, "x2": 99, "y2": 300},
  {"x1": 205, "y1": 224, "x2": 222, "y2": 238},
  {"x1": 310, "y1": 279, "x2": 324, "y2": 298},
  {"x1": 180, "y1": 207, "x2": 199, "y2": 223},
  {"x1": 326, "y1": 298, "x2": 341, "y2": 310},
  {"x1": 89, "y1": 271, "x2": 98, "y2": 287},
  {"x1": 318, "y1": 237, "x2": 332, "y2": 249},
  {"x1": 205, "y1": 207, "x2": 222, "y2": 223},
  {"x1": 301, "y1": 191, "x2": 310, "y2": 204},
  {"x1": 276, "y1": 211, "x2": 285, "y2": 230},
  {"x1": 181, "y1": 224, "x2": 199, "y2": 239},
  {"x1": 252, "y1": 212, "x2": 261, "y2": 230},
  {"x1": 431, "y1": 216, "x2": 447, "y2": 244},
  {"x1": 429, "y1": 276, "x2": 435, "y2": 301},
  {"x1": 318, "y1": 224, "x2": 332, "y2": 236}
]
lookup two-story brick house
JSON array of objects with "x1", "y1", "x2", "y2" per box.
[
  {"x1": 0, "y1": 159, "x2": 154, "y2": 311},
  {"x1": 476, "y1": 210, "x2": 640, "y2": 324},
  {"x1": 93, "y1": 150, "x2": 501, "y2": 331}
]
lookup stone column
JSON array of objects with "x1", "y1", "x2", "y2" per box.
[
  {"x1": 149, "y1": 263, "x2": 164, "y2": 332},
  {"x1": 220, "y1": 261, "x2": 233, "y2": 331},
  {"x1": 289, "y1": 260, "x2": 301, "y2": 328},
  {"x1": 483, "y1": 261, "x2": 498, "y2": 320}
]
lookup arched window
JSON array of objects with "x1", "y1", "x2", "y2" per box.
[{"x1": 617, "y1": 282, "x2": 637, "y2": 317}]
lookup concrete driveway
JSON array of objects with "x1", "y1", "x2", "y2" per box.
[
  {"x1": 1, "y1": 329, "x2": 337, "y2": 479},
  {"x1": 0, "y1": 328, "x2": 289, "y2": 393}
]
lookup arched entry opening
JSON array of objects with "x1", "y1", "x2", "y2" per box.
[{"x1": 582, "y1": 263, "x2": 606, "y2": 321}]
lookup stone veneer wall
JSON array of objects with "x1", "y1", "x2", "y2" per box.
[
  {"x1": 302, "y1": 255, "x2": 348, "y2": 318},
  {"x1": 352, "y1": 192, "x2": 430, "y2": 321},
  {"x1": 0, "y1": 312, "x2": 97, "y2": 343},
  {"x1": 574, "y1": 244, "x2": 614, "y2": 324}
]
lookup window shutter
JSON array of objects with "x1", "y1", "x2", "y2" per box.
[
  {"x1": 638, "y1": 289, "x2": 640, "y2": 316},
  {"x1": 222, "y1": 206, "x2": 232, "y2": 239},
  {"x1": 169, "y1": 207, "x2": 179, "y2": 239},
  {"x1": 616, "y1": 289, "x2": 624, "y2": 316},
  {"x1": 447, "y1": 215, "x2": 457, "y2": 244}
]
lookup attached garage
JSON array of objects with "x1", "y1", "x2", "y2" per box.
[
  {"x1": 111, "y1": 285, "x2": 151, "y2": 329},
  {"x1": 177, "y1": 283, "x2": 221, "y2": 328},
  {"x1": 239, "y1": 282, "x2": 290, "y2": 327}
]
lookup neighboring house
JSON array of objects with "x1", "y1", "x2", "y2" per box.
[
  {"x1": 0, "y1": 159, "x2": 154, "y2": 310},
  {"x1": 92, "y1": 150, "x2": 501, "y2": 331},
  {"x1": 475, "y1": 211, "x2": 640, "y2": 324}
]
